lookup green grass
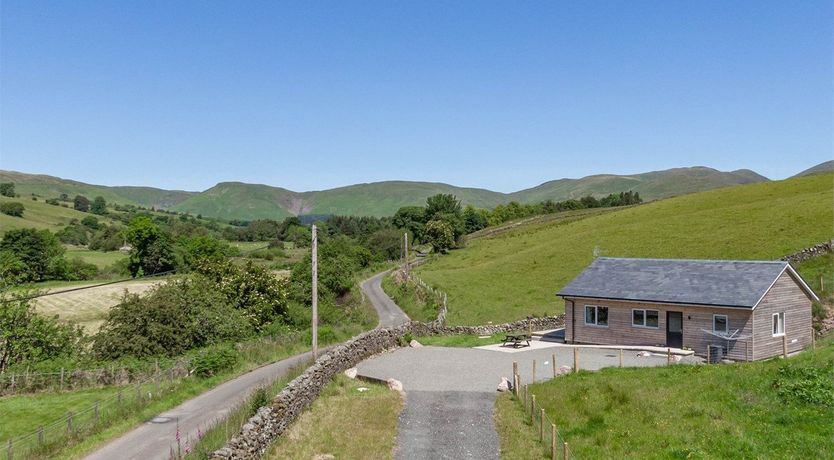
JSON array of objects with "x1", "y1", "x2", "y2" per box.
[
  {"x1": 416, "y1": 333, "x2": 504, "y2": 347},
  {"x1": 495, "y1": 393, "x2": 550, "y2": 460},
  {"x1": 417, "y1": 174, "x2": 834, "y2": 325},
  {"x1": 265, "y1": 375, "x2": 403, "y2": 460},
  {"x1": 0, "y1": 195, "x2": 117, "y2": 233},
  {"x1": 498, "y1": 336, "x2": 834, "y2": 459},
  {"x1": 380, "y1": 274, "x2": 441, "y2": 322},
  {"x1": 64, "y1": 248, "x2": 126, "y2": 270},
  {"x1": 795, "y1": 252, "x2": 834, "y2": 303}
]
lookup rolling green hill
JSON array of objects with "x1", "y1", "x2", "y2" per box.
[
  {"x1": 793, "y1": 160, "x2": 833, "y2": 177},
  {"x1": 0, "y1": 195, "x2": 121, "y2": 233},
  {"x1": 509, "y1": 166, "x2": 768, "y2": 203},
  {"x1": 0, "y1": 170, "x2": 195, "y2": 209},
  {"x1": 415, "y1": 173, "x2": 833, "y2": 325}
]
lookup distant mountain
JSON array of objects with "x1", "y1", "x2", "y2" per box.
[
  {"x1": 509, "y1": 167, "x2": 769, "y2": 204},
  {"x1": 0, "y1": 166, "x2": 771, "y2": 220},
  {"x1": 792, "y1": 160, "x2": 833, "y2": 178},
  {"x1": 0, "y1": 170, "x2": 196, "y2": 209}
]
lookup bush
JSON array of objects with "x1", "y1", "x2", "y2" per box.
[
  {"x1": 811, "y1": 302, "x2": 829, "y2": 332},
  {"x1": 93, "y1": 277, "x2": 252, "y2": 359},
  {"x1": 65, "y1": 257, "x2": 99, "y2": 280},
  {"x1": 0, "y1": 228, "x2": 65, "y2": 282},
  {"x1": 0, "y1": 202, "x2": 24, "y2": 217},
  {"x1": 0, "y1": 294, "x2": 83, "y2": 371},
  {"x1": 773, "y1": 364, "x2": 834, "y2": 406},
  {"x1": 0, "y1": 183, "x2": 14, "y2": 197},
  {"x1": 190, "y1": 344, "x2": 239, "y2": 377},
  {"x1": 303, "y1": 325, "x2": 337, "y2": 344}
]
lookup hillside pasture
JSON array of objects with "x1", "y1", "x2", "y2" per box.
[
  {"x1": 64, "y1": 247, "x2": 127, "y2": 270},
  {"x1": 0, "y1": 195, "x2": 113, "y2": 233},
  {"x1": 417, "y1": 174, "x2": 834, "y2": 325}
]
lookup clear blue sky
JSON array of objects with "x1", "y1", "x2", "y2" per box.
[{"x1": 1, "y1": 1, "x2": 831, "y2": 192}]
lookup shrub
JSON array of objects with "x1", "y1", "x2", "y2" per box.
[
  {"x1": 0, "y1": 228, "x2": 65, "y2": 282},
  {"x1": 0, "y1": 183, "x2": 14, "y2": 197},
  {"x1": 190, "y1": 344, "x2": 239, "y2": 377},
  {"x1": 0, "y1": 202, "x2": 24, "y2": 217},
  {"x1": 66, "y1": 257, "x2": 99, "y2": 280},
  {"x1": 773, "y1": 364, "x2": 834, "y2": 406},
  {"x1": 93, "y1": 277, "x2": 252, "y2": 359}
]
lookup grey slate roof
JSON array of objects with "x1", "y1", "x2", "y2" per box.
[{"x1": 557, "y1": 258, "x2": 795, "y2": 309}]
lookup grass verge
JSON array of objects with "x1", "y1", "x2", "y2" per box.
[
  {"x1": 380, "y1": 272, "x2": 440, "y2": 322},
  {"x1": 416, "y1": 334, "x2": 504, "y2": 348},
  {"x1": 496, "y1": 335, "x2": 834, "y2": 459},
  {"x1": 264, "y1": 376, "x2": 403, "y2": 460}
]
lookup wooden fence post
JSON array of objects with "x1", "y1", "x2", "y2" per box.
[
  {"x1": 563, "y1": 441, "x2": 569, "y2": 459},
  {"x1": 539, "y1": 408, "x2": 545, "y2": 441},
  {"x1": 532, "y1": 359, "x2": 537, "y2": 383},
  {"x1": 573, "y1": 348, "x2": 579, "y2": 373},
  {"x1": 37, "y1": 426, "x2": 44, "y2": 446},
  {"x1": 530, "y1": 394, "x2": 536, "y2": 423},
  {"x1": 667, "y1": 348, "x2": 672, "y2": 365},
  {"x1": 782, "y1": 335, "x2": 788, "y2": 359},
  {"x1": 820, "y1": 274, "x2": 825, "y2": 292},
  {"x1": 60, "y1": 367, "x2": 64, "y2": 391},
  {"x1": 67, "y1": 412, "x2": 73, "y2": 433},
  {"x1": 706, "y1": 345, "x2": 711, "y2": 364},
  {"x1": 552, "y1": 353, "x2": 557, "y2": 378},
  {"x1": 7, "y1": 438, "x2": 12, "y2": 460},
  {"x1": 551, "y1": 424, "x2": 557, "y2": 460},
  {"x1": 619, "y1": 349, "x2": 623, "y2": 368},
  {"x1": 811, "y1": 328, "x2": 816, "y2": 350}
]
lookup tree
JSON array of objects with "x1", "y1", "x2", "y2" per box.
[
  {"x1": 73, "y1": 195, "x2": 90, "y2": 212},
  {"x1": 90, "y1": 196, "x2": 107, "y2": 215},
  {"x1": 393, "y1": 206, "x2": 427, "y2": 242},
  {"x1": 426, "y1": 194, "x2": 462, "y2": 219},
  {"x1": 0, "y1": 229, "x2": 65, "y2": 282},
  {"x1": 0, "y1": 294, "x2": 83, "y2": 371},
  {"x1": 463, "y1": 205, "x2": 489, "y2": 233},
  {"x1": 424, "y1": 219, "x2": 455, "y2": 253},
  {"x1": 0, "y1": 202, "x2": 24, "y2": 217},
  {"x1": 182, "y1": 235, "x2": 230, "y2": 267},
  {"x1": 0, "y1": 183, "x2": 15, "y2": 197},
  {"x1": 125, "y1": 216, "x2": 177, "y2": 276}
]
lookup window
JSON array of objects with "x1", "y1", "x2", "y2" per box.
[
  {"x1": 713, "y1": 314, "x2": 728, "y2": 334},
  {"x1": 584, "y1": 305, "x2": 608, "y2": 327},
  {"x1": 632, "y1": 309, "x2": 659, "y2": 328},
  {"x1": 772, "y1": 312, "x2": 785, "y2": 336}
]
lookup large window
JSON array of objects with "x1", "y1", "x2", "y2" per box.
[
  {"x1": 632, "y1": 309, "x2": 659, "y2": 328},
  {"x1": 584, "y1": 305, "x2": 608, "y2": 327},
  {"x1": 713, "y1": 314, "x2": 728, "y2": 334},
  {"x1": 772, "y1": 312, "x2": 785, "y2": 336}
]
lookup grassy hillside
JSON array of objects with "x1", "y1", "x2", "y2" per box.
[
  {"x1": 0, "y1": 170, "x2": 195, "y2": 208},
  {"x1": 0, "y1": 195, "x2": 120, "y2": 232},
  {"x1": 510, "y1": 166, "x2": 768, "y2": 203},
  {"x1": 416, "y1": 173, "x2": 833, "y2": 325},
  {"x1": 171, "y1": 182, "x2": 296, "y2": 220},
  {"x1": 498, "y1": 335, "x2": 834, "y2": 459},
  {"x1": 793, "y1": 160, "x2": 833, "y2": 177}
]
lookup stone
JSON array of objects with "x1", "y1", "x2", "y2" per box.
[
  {"x1": 409, "y1": 339, "x2": 423, "y2": 348},
  {"x1": 558, "y1": 365, "x2": 572, "y2": 375},
  {"x1": 313, "y1": 455, "x2": 335, "y2": 460},
  {"x1": 387, "y1": 378, "x2": 404, "y2": 392},
  {"x1": 497, "y1": 377, "x2": 510, "y2": 392},
  {"x1": 637, "y1": 351, "x2": 652, "y2": 358},
  {"x1": 344, "y1": 367, "x2": 358, "y2": 379}
]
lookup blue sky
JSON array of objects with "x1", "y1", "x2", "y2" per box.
[{"x1": 1, "y1": 1, "x2": 831, "y2": 192}]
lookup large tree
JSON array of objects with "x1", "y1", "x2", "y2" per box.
[
  {"x1": 73, "y1": 195, "x2": 90, "y2": 212},
  {"x1": 0, "y1": 228, "x2": 65, "y2": 282},
  {"x1": 125, "y1": 216, "x2": 177, "y2": 276},
  {"x1": 90, "y1": 196, "x2": 107, "y2": 215},
  {"x1": 0, "y1": 183, "x2": 15, "y2": 197}
]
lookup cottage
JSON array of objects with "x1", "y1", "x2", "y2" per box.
[{"x1": 557, "y1": 258, "x2": 819, "y2": 361}]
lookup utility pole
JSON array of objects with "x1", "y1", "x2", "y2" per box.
[
  {"x1": 404, "y1": 232, "x2": 410, "y2": 280},
  {"x1": 311, "y1": 224, "x2": 318, "y2": 360}
]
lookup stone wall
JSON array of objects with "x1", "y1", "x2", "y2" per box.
[
  {"x1": 781, "y1": 240, "x2": 833, "y2": 265},
  {"x1": 414, "y1": 315, "x2": 565, "y2": 337}
]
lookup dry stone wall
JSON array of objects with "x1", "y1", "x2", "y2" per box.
[{"x1": 781, "y1": 240, "x2": 833, "y2": 265}]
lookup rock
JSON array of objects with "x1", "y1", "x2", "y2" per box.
[
  {"x1": 637, "y1": 351, "x2": 652, "y2": 358},
  {"x1": 558, "y1": 365, "x2": 572, "y2": 375},
  {"x1": 241, "y1": 423, "x2": 256, "y2": 433},
  {"x1": 357, "y1": 387, "x2": 369, "y2": 392},
  {"x1": 313, "y1": 455, "x2": 335, "y2": 460},
  {"x1": 387, "y1": 378, "x2": 403, "y2": 392},
  {"x1": 344, "y1": 367, "x2": 358, "y2": 379},
  {"x1": 497, "y1": 377, "x2": 511, "y2": 392},
  {"x1": 409, "y1": 339, "x2": 423, "y2": 348}
]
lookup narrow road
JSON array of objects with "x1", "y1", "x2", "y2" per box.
[
  {"x1": 84, "y1": 269, "x2": 404, "y2": 460},
  {"x1": 361, "y1": 270, "x2": 411, "y2": 328}
]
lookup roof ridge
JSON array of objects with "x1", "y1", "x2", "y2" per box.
[{"x1": 596, "y1": 257, "x2": 787, "y2": 264}]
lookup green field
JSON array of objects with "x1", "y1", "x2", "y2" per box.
[
  {"x1": 65, "y1": 247, "x2": 127, "y2": 269},
  {"x1": 265, "y1": 375, "x2": 403, "y2": 460},
  {"x1": 416, "y1": 174, "x2": 833, "y2": 325},
  {"x1": 0, "y1": 195, "x2": 118, "y2": 233},
  {"x1": 497, "y1": 336, "x2": 834, "y2": 459}
]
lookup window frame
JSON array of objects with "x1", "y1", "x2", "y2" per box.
[
  {"x1": 631, "y1": 308, "x2": 660, "y2": 329},
  {"x1": 713, "y1": 314, "x2": 728, "y2": 334},
  {"x1": 772, "y1": 312, "x2": 785, "y2": 337},
  {"x1": 584, "y1": 305, "x2": 609, "y2": 328}
]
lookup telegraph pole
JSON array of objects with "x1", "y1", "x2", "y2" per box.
[
  {"x1": 311, "y1": 224, "x2": 318, "y2": 360},
  {"x1": 404, "y1": 232, "x2": 410, "y2": 280}
]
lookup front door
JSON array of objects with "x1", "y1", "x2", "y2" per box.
[{"x1": 666, "y1": 311, "x2": 683, "y2": 348}]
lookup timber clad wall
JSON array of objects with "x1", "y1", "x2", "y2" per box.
[
  {"x1": 565, "y1": 298, "x2": 753, "y2": 360},
  {"x1": 752, "y1": 271, "x2": 813, "y2": 360}
]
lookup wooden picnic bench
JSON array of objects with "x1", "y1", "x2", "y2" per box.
[{"x1": 502, "y1": 331, "x2": 531, "y2": 348}]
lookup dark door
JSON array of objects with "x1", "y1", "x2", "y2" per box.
[{"x1": 666, "y1": 311, "x2": 683, "y2": 348}]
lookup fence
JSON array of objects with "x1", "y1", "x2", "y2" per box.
[
  {"x1": 407, "y1": 273, "x2": 447, "y2": 324},
  {"x1": 4, "y1": 363, "x2": 185, "y2": 460}
]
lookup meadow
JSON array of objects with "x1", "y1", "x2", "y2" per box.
[
  {"x1": 0, "y1": 195, "x2": 118, "y2": 233},
  {"x1": 416, "y1": 174, "x2": 833, "y2": 325},
  {"x1": 496, "y1": 334, "x2": 834, "y2": 459}
]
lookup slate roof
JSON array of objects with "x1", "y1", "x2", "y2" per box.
[{"x1": 557, "y1": 258, "x2": 814, "y2": 309}]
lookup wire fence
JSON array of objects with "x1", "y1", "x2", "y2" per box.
[{"x1": 517, "y1": 382, "x2": 575, "y2": 460}]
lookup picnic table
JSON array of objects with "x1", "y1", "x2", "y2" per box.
[{"x1": 502, "y1": 331, "x2": 531, "y2": 348}]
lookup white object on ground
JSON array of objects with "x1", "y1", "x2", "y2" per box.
[
  {"x1": 356, "y1": 387, "x2": 369, "y2": 392},
  {"x1": 637, "y1": 351, "x2": 652, "y2": 358},
  {"x1": 478, "y1": 335, "x2": 491, "y2": 339},
  {"x1": 387, "y1": 378, "x2": 404, "y2": 392},
  {"x1": 497, "y1": 377, "x2": 511, "y2": 392},
  {"x1": 344, "y1": 367, "x2": 358, "y2": 379},
  {"x1": 409, "y1": 339, "x2": 423, "y2": 348},
  {"x1": 558, "y1": 365, "x2": 572, "y2": 375}
]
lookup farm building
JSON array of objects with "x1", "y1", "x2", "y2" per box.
[{"x1": 557, "y1": 258, "x2": 819, "y2": 361}]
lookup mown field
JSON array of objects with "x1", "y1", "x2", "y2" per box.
[
  {"x1": 0, "y1": 195, "x2": 119, "y2": 233},
  {"x1": 64, "y1": 247, "x2": 127, "y2": 269},
  {"x1": 496, "y1": 335, "x2": 834, "y2": 459},
  {"x1": 416, "y1": 174, "x2": 833, "y2": 325},
  {"x1": 265, "y1": 376, "x2": 403, "y2": 460}
]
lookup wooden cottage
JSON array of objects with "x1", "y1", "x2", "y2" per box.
[{"x1": 557, "y1": 258, "x2": 819, "y2": 361}]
